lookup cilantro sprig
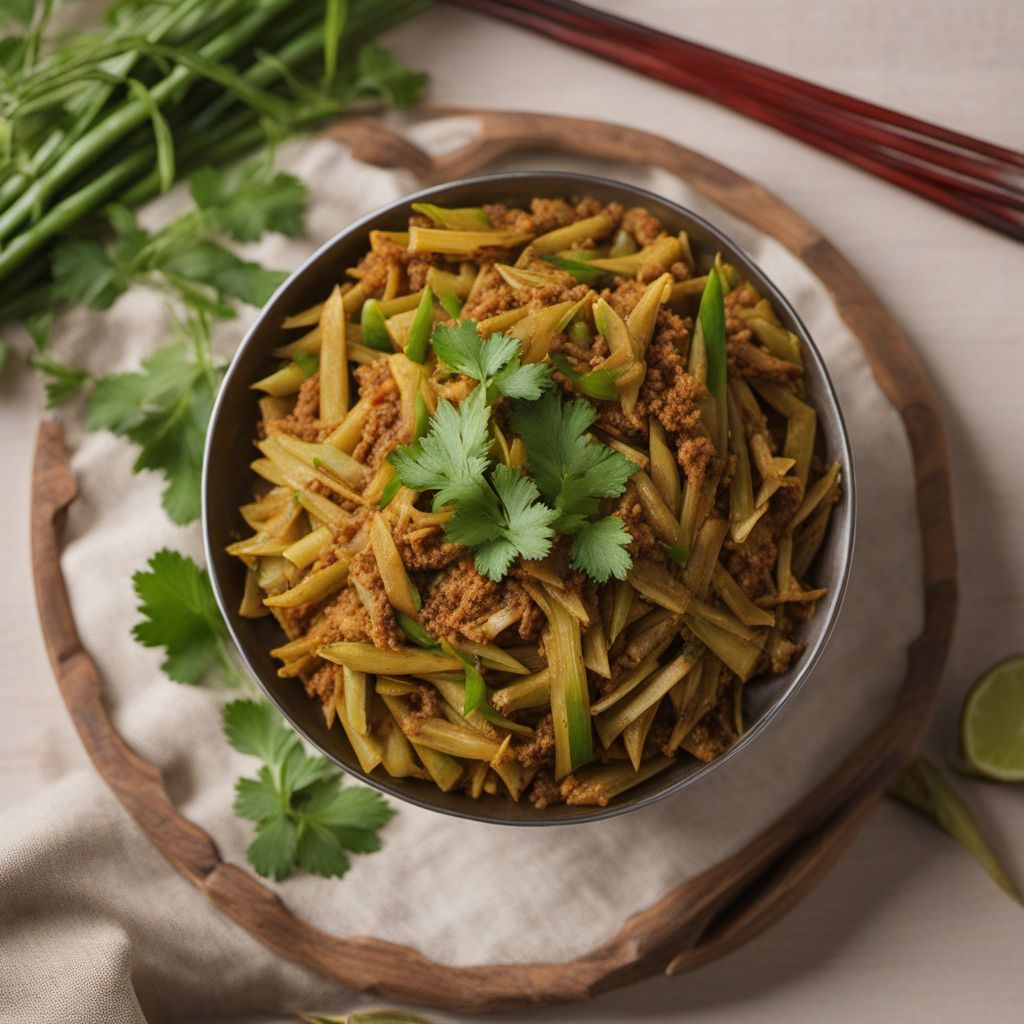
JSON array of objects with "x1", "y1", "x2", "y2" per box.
[
  {"x1": 225, "y1": 699, "x2": 394, "y2": 881},
  {"x1": 389, "y1": 319, "x2": 639, "y2": 583}
]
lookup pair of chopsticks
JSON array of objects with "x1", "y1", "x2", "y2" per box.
[{"x1": 447, "y1": 0, "x2": 1024, "y2": 243}]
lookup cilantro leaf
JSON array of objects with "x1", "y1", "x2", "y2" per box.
[
  {"x1": 431, "y1": 321, "x2": 518, "y2": 382},
  {"x1": 132, "y1": 549, "x2": 235, "y2": 684},
  {"x1": 163, "y1": 240, "x2": 286, "y2": 308},
  {"x1": 491, "y1": 358, "x2": 551, "y2": 400},
  {"x1": 86, "y1": 334, "x2": 221, "y2": 524},
  {"x1": 348, "y1": 41, "x2": 427, "y2": 107},
  {"x1": 224, "y1": 698, "x2": 395, "y2": 881},
  {"x1": 224, "y1": 698, "x2": 299, "y2": 762},
  {"x1": 51, "y1": 237, "x2": 128, "y2": 310},
  {"x1": 389, "y1": 386, "x2": 491, "y2": 509},
  {"x1": 570, "y1": 516, "x2": 634, "y2": 583},
  {"x1": 512, "y1": 392, "x2": 637, "y2": 523},
  {"x1": 234, "y1": 766, "x2": 284, "y2": 821},
  {"x1": 28, "y1": 355, "x2": 89, "y2": 408},
  {"x1": 247, "y1": 814, "x2": 300, "y2": 881},
  {"x1": 511, "y1": 392, "x2": 639, "y2": 581},
  {"x1": 189, "y1": 163, "x2": 308, "y2": 242}
]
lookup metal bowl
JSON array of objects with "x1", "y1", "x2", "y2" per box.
[{"x1": 203, "y1": 171, "x2": 855, "y2": 826}]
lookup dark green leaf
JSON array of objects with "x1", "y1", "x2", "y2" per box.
[
  {"x1": 86, "y1": 338, "x2": 221, "y2": 524},
  {"x1": 234, "y1": 767, "x2": 283, "y2": 822},
  {"x1": 132, "y1": 549, "x2": 233, "y2": 684},
  {"x1": 223, "y1": 698, "x2": 299, "y2": 764},
  {"x1": 28, "y1": 355, "x2": 88, "y2": 408},
  {"x1": 51, "y1": 238, "x2": 126, "y2": 310},
  {"x1": 247, "y1": 814, "x2": 300, "y2": 880},
  {"x1": 351, "y1": 42, "x2": 427, "y2": 107}
]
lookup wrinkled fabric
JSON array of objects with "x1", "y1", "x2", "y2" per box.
[{"x1": 0, "y1": 116, "x2": 921, "y2": 1023}]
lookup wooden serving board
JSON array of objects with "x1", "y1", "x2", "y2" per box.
[{"x1": 30, "y1": 109, "x2": 957, "y2": 1014}]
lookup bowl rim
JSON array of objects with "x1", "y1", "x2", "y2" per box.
[{"x1": 203, "y1": 169, "x2": 856, "y2": 827}]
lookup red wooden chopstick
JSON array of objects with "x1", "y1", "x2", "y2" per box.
[{"x1": 447, "y1": 0, "x2": 1024, "y2": 242}]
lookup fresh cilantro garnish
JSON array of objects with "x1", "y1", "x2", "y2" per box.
[
  {"x1": 224, "y1": 699, "x2": 394, "y2": 880},
  {"x1": 550, "y1": 352, "x2": 618, "y2": 401},
  {"x1": 512, "y1": 392, "x2": 638, "y2": 582},
  {"x1": 429, "y1": 319, "x2": 551, "y2": 401},
  {"x1": 132, "y1": 549, "x2": 238, "y2": 685},
  {"x1": 86, "y1": 315, "x2": 222, "y2": 524},
  {"x1": 390, "y1": 387, "x2": 558, "y2": 581}
]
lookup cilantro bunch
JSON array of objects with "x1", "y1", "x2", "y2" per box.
[
  {"x1": 389, "y1": 320, "x2": 639, "y2": 583},
  {"x1": 225, "y1": 699, "x2": 394, "y2": 881}
]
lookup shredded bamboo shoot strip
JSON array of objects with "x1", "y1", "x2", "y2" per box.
[
  {"x1": 318, "y1": 285, "x2": 348, "y2": 423},
  {"x1": 595, "y1": 647, "x2": 699, "y2": 748},
  {"x1": 530, "y1": 212, "x2": 614, "y2": 254},
  {"x1": 564, "y1": 756, "x2": 675, "y2": 806},
  {"x1": 648, "y1": 418, "x2": 681, "y2": 518},
  {"x1": 534, "y1": 587, "x2": 593, "y2": 778},
  {"x1": 335, "y1": 693, "x2": 384, "y2": 775},
  {"x1": 491, "y1": 669, "x2": 551, "y2": 714},
  {"x1": 589, "y1": 652, "x2": 665, "y2": 715},
  {"x1": 408, "y1": 226, "x2": 532, "y2": 254},
  {"x1": 712, "y1": 564, "x2": 776, "y2": 627},
  {"x1": 263, "y1": 557, "x2": 348, "y2": 608},
  {"x1": 251, "y1": 361, "x2": 307, "y2": 396},
  {"x1": 682, "y1": 612, "x2": 763, "y2": 681},
  {"x1": 791, "y1": 460, "x2": 841, "y2": 529},
  {"x1": 318, "y1": 642, "x2": 460, "y2": 675},
  {"x1": 343, "y1": 666, "x2": 370, "y2": 735},
  {"x1": 369, "y1": 513, "x2": 418, "y2": 618},
  {"x1": 633, "y1": 470, "x2": 684, "y2": 547},
  {"x1": 623, "y1": 703, "x2": 659, "y2": 772}
]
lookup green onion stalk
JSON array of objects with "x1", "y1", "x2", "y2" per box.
[{"x1": 0, "y1": 0, "x2": 432, "y2": 310}]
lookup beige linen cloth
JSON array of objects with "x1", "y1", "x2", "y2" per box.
[{"x1": 0, "y1": 116, "x2": 923, "y2": 1023}]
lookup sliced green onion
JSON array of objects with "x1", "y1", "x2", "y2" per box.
[
  {"x1": 397, "y1": 611, "x2": 440, "y2": 650},
  {"x1": 292, "y1": 350, "x2": 318, "y2": 377},
  {"x1": 550, "y1": 352, "x2": 618, "y2": 401},
  {"x1": 360, "y1": 297, "x2": 392, "y2": 352},
  {"x1": 700, "y1": 266, "x2": 727, "y2": 399},
  {"x1": 379, "y1": 472, "x2": 402, "y2": 509},
  {"x1": 413, "y1": 390, "x2": 429, "y2": 440},
  {"x1": 405, "y1": 285, "x2": 433, "y2": 363}
]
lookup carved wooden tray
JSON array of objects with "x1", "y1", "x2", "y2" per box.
[{"x1": 30, "y1": 109, "x2": 957, "y2": 1014}]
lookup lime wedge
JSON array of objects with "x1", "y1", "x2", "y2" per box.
[{"x1": 961, "y1": 655, "x2": 1024, "y2": 781}]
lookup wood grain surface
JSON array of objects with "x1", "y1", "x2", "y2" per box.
[{"x1": 30, "y1": 109, "x2": 957, "y2": 1013}]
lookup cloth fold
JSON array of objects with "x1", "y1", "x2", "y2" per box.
[{"x1": 1, "y1": 116, "x2": 923, "y2": 1021}]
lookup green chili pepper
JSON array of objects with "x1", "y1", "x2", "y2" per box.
[{"x1": 405, "y1": 285, "x2": 434, "y2": 363}]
